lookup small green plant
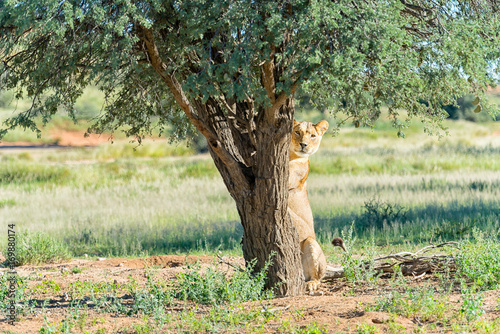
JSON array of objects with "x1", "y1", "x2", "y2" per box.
[
  {"x1": 38, "y1": 315, "x2": 58, "y2": 334},
  {"x1": 128, "y1": 273, "x2": 173, "y2": 316},
  {"x1": 356, "y1": 323, "x2": 378, "y2": 334},
  {"x1": 474, "y1": 318, "x2": 500, "y2": 333},
  {"x1": 455, "y1": 229, "x2": 500, "y2": 289},
  {"x1": 38, "y1": 308, "x2": 83, "y2": 334},
  {"x1": 32, "y1": 280, "x2": 61, "y2": 294},
  {"x1": 387, "y1": 321, "x2": 407, "y2": 334},
  {"x1": 291, "y1": 307, "x2": 307, "y2": 321},
  {"x1": 277, "y1": 318, "x2": 294, "y2": 333},
  {"x1": 132, "y1": 316, "x2": 155, "y2": 334},
  {"x1": 71, "y1": 267, "x2": 83, "y2": 274},
  {"x1": 460, "y1": 287, "x2": 485, "y2": 322},
  {"x1": 339, "y1": 225, "x2": 379, "y2": 285},
  {"x1": 0, "y1": 273, "x2": 33, "y2": 318},
  {"x1": 12, "y1": 232, "x2": 71, "y2": 266},
  {"x1": 68, "y1": 280, "x2": 121, "y2": 300},
  {"x1": 296, "y1": 322, "x2": 329, "y2": 334}
]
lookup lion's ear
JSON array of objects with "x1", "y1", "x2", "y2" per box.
[
  {"x1": 293, "y1": 119, "x2": 299, "y2": 126},
  {"x1": 314, "y1": 120, "x2": 329, "y2": 136}
]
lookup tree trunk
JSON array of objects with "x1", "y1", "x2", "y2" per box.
[
  {"x1": 199, "y1": 98, "x2": 305, "y2": 296},
  {"x1": 237, "y1": 112, "x2": 305, "y2": 296}
]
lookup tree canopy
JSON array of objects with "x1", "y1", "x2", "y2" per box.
[
  {"x1": 2, "y1": 0, "x2": 500, "y2": 296},
  {"x1": 1, "y1": 0, "x2": 499, "y2": 139}
]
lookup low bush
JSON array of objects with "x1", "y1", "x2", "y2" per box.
[{"x1": 175, "y1": 256, "x2": 274, "y2": 305}]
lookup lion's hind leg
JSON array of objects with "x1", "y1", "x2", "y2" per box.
[{"x1": 301, "y1": 237, "x2": 327, "y2": 294}]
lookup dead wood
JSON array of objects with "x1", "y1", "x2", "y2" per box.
[{"x1": 324, "y1": 241, "x2": 460, "y2": 280}]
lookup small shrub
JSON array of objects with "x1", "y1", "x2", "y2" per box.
[
  {"x1": 128, "y1": 273, "x2": 173, "y2": 316},
  {"x1": 339, "y1": 225, "x2": 379, "y2": 285},
  {"x1": 71, "y1": 267, "x2": 83, "y2": 274},
  {"x1": 13, "y1": 232, "x2": 71, "y2": 266},
  {"x1": 175, "y1": 255, "x2": 274, "y2": 305},
  {"x1": 362, "y1": 198, "x2": 408, "y2": 228},
  {"x1": 460, "y1": 287, "x2": 485, "y2": 322},
  {"x1": 0, "y1": 273, "x2": 31, "y2": 318}
]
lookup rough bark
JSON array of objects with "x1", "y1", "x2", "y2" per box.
[
  {"x1": 238, "y1": 99, "x2": 305, "y2": 296},
  {"x1": 200, "y1": 98, "x2": 305, "y2": 296}
]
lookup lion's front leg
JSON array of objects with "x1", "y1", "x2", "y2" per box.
[{"x1": 300, "y1": 236, "x2": 327, "y2": 294}]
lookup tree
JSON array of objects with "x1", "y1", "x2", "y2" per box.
[{"x1": 1, "y1": 0, "x2": 499, "y2": 296}]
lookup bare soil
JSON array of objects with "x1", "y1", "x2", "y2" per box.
[
  {"x1": 0, "y1": 130, "x2": 111, "y2": 148},
  {"x1": 1, "y1": 255, "x2": 499, "y2": 333}
]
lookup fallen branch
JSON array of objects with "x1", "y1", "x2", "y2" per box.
[{"x1": 324, "y1": 241, "x2": 460, "y2": 279}]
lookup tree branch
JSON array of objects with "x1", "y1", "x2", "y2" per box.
[
  {"x1": 261, "y1": 58, "x2": 276, "y2": 105},
  {"x1": 272, "y1": 82, "x2": 298, "y2": 114},
  {"x1": 137, "y1": 25, "x2": 250, "y2": 192}
]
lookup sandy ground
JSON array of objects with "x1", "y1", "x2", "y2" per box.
[{"x1": 1, "y1": 255, "x2": 499, "y2": 333}]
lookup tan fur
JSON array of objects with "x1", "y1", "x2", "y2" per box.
[{"x1": 288, "y1": 119, "x2": 329, "y2": 293}]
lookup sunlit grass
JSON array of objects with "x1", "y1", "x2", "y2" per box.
[
  {"x1": 1, "y1": 124, "x2": 500, "y2": 258},
  {"x1": 1, "y1": 95, "x2": 500, "y2": 258}
]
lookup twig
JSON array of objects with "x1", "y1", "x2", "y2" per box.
[{"x1": 217, "y1": 253, "x2": 245, "y2": 272}]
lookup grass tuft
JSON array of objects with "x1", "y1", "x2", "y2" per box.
[
  {"x1": 12, "y1": 232, "x2": 71, "y2": 266},
  {"x1": 0, "y1": 162, "x2": 72, "y2": 185}
]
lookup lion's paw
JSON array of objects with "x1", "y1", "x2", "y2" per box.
[{"x1": 306, "y1": 280, "x2": 321, "y2": 295}]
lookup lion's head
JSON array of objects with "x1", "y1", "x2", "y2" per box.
[{"x1": 290, "y1": 120, "x2": 329, "y2": 158}]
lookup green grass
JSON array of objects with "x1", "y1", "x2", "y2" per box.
[
  {"x1": 1, "y1": 117, "x2": 500, "y2": 258},
  {"x1": 455, "y1": 230, "x2": 500, "y2": 289}
]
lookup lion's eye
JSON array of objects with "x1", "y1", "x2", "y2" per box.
[
  {"x1": 295, "y1": 131, "x2": 300, "y2": 136},
  {"x1": 311, "y1": 134, "x2": 316, "y2": 138}
]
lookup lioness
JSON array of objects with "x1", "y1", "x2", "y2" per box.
[{"x1": 288, "y1": 119, "x2": 329, "y2": 292}]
